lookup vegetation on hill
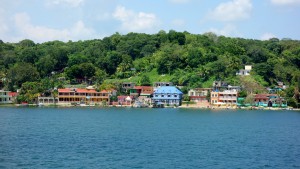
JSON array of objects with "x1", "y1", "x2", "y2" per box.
[{"x1": 0, "y1": 31, "x2": 299, "y2": 106}]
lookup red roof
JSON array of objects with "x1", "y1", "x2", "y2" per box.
[
  {"x1": 76, "y1": 89, "x2": 98, "y2": 93},
  {"x1": 118, "y1": 96, "x2": 127, "y2": 99},
  {"x1": 254, "y1": 94, "x2": 277, "y2": 99},
  {"x1": 100, "y1": 90, "x2": 109, "y2": 93},
  {"x1": 118, "y1": 95, "x2": 133, "y2": 99},
  {"x1": 58, "y1": 88, "x2": 99, "y2": 93},
  {"x1": 9, "y1": 92, "x2": 18, "y2": 97},
  {"x1": 134, "y1": 86, "x2": 153, "y2": 90}
]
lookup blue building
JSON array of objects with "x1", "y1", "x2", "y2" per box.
[{"x1": 152, "y1": 86, "x2": 183, "y2": 106}]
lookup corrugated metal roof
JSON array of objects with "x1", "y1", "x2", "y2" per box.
[{"x1": 154, "y1": 86, "x2": 183, "y2": 94}]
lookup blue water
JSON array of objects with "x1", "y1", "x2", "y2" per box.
[{"x1": 0, "y1": 107, "x2": 300, "y2": 168}]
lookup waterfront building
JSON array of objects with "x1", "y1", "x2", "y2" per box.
[
  {"x1": 38, "y1": 97, "x2": 59, "y2": 105},
  {"x1": 9, "y1": 92, "x2": 18, "y2": 103},
  {"x1": 117, "y1": 95, "x2": 133, "y2": 105},
  {"x1": 58, "y1": 88, "x2": 110, "y2": 105},
  {"x1": 254, "y1": 94, "x2": 287, "y2": 107},
  {"x1": 188, "y1": 88, "x2": 212, "y2": 102},
  {"x1": 130, "y1": 86, "x2": 153, "y2": 98},
  {"x1": 152, "y1": 86, "x2": 183, "y2": 106},
  {"x1": 211, "y1": 90, "x2": 238, "y2": 106},
  {"x1": 0, "y1": 90, "x2": 13, "y2": 104}
]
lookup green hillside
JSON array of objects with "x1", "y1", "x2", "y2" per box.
[{"x1": 0, "y1": 31, "x2": 299, "y2": 106}]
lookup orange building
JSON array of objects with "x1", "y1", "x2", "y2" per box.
[{"x1": 58, "y1": 88, "x2": 110, "y2": 104}]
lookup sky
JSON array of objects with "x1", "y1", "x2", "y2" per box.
[{"x1": 0, "y1": 0, "x2": 300, "y2": 43}]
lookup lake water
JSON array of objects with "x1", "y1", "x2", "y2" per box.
[{"x1": 0, "y1": 107, "x2": 300, "y2": 168}]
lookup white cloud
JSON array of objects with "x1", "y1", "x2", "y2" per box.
[
  {"x1": 48, "y1": 0, "x2": 84, "y2": 7},
  {"x1": 209, "y1": 24, "x2": 241, "y2": 37},
  {"x1": 169, "y1": 0, "x2": 190, "y2": 3},
  {"x1": 113, "y1": 6, "x2": 160, "y2": 32},
  {"x1": 261, "y1": 32, "x2": 277, "y2": 40},
  {"x1": 270, "y1": 0, "x2": 300, "y2": 5},
  {"x1": 209, "y1": 0, "x2": 252, "y2": 22},
  {"x1": 13, "y1": 12, "x2": 95, "y2": 42}
]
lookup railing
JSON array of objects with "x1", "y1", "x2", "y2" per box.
[
  {"x1": 58, "y1": 96, "x2": 109, "y2": 99},
  {"x1": 219, "y1": 96, "x2": 237, "y2": 100}
]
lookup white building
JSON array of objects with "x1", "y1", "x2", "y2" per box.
[
  {"x1": 0, "y1": 90, "x2": 13, "y2": 104},
  {"x1": 188, "y1": 88, "x2": 212, "y2": 102},
  {"x1": 236, "y1": 65, "x2": 252, "y2": 76}
]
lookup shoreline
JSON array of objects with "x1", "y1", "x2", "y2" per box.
[{"x1": 0, "y1": 103, "x2": 299, "y2": 111}]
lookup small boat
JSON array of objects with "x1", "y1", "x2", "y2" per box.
[
  {"x1": 79, "y1": 103, "x2": 88, "y2": 107},
  {"x1": 133, "y1": 100, "x2": 148, "y2": 108}
]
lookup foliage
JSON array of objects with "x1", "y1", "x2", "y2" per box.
[
  {"x1": 138, "y1": 74, "x2": 151, "y2": 86},
  {"x1": 18, "y1": 82, "x2": 42, "y2": 103},
  {"x1": 239, "y1": 76, "x2": 266, "y2": 94},
  {"x1": 183, "y1": 94, "x2": 190, "y2": 101},
  {"x1": 6, "y1": 63, "x2": 40, "y2": 90},
  {"x1": 1, "y1": 31, "x2": 300, "y2": 107},
  {"x1": 244, "y1": 94, "x2": 255, "y2": 105},
  {"x1": 239, "y1": 90, "x2": 247, "y2": 97}
]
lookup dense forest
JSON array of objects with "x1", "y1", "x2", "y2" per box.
[{"x1": 0, "y1": 30, "x2": 300, "y2": 106}]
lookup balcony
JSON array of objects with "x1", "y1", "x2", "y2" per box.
[
  {"x1": 58, "y1": 95, "x2": 109, "y2": 99},
  {"x1": 219, "y1": 96, "x2": 237, "y2": 100}
]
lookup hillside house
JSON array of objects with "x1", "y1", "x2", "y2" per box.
[
  {"x1": 153, "y1": 82, "x2": 173, "y2": 90},
  {"x1": 122, "y1": 82, "x2": 135, "y2": 92},
  {"x1": 236, "y1": 65, "x2": 252, "y2": 76}
]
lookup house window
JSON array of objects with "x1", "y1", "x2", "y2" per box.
[
  {"x1": 174, "y1": 95, "x2": 177, "y2": 97},
  {"x1": 162, "y1": 95, "x2": 164, "y2": 97},
  {"x1": 155, "y1": 95, "x2": 158, "y2": 97},
  {"x1": 168, "y1": 94, "x2": 171, "y2": 97}
]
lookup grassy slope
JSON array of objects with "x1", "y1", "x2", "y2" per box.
[{"x1": 104, "y1": 69, "x2": 173, "y2": 85}]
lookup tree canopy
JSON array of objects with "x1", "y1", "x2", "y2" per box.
[{"x1": 0, "y1": 31, "x2": 299, "y2": 105}]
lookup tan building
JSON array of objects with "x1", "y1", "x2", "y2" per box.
[
  {"x1": 211, "y1": 90, "x2": 238, "y2": 106},
  {"x1": 58, "y1": 88, "x2": 110, "y2": 105}
]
